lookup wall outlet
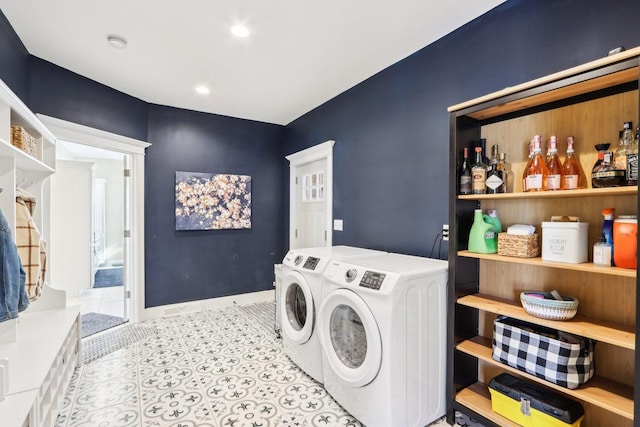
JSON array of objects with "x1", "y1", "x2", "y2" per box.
[
  {"x1": 442, "y1": 224, "x2": 449, "y2": 241},
  {"x1": 333, "y1": 219, "x2": 343, "y2": 231}
]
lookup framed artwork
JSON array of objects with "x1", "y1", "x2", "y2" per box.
[{"x1": 175, "y1": 171, "x2": 251, "y2": 230}]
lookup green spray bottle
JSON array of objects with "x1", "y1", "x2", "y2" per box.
[{"x1": 469, "y1": 209, "x2": 498, "y2": 253}]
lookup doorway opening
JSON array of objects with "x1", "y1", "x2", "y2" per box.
[{"x1": 52, "y1": 141, "x2": 129, "y2": 337}]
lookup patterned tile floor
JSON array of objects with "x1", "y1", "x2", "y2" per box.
[{"x1": 56, "y1": 302, "x2": 476, "y2": 427}]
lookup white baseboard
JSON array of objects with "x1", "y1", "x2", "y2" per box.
[{"x1": 138, "y1": 290, "x2": 275, "y2": 322}]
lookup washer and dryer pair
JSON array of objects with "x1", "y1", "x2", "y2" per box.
[
  {"x1": 280, "y1": 247, "x2": 448, "y2": 427},
  {"x1": 279, "y1": 246, "x2": 383, "y2": 383}
]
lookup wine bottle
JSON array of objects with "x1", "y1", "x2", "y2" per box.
[
  {"x1": 524, "y1": 135, "x2": 546, "y2": 191},
  {"x1": 545, "y1": 136, "x2": 562, "y2": 190},
  {"x1": 561, "y1": 136, "x2": 585, "y2": 190},
  {"x1": 521, "y1": 136, "x2": 537, "y2": 192},
  {"x1": 471, "y1": 146, "x2": 488, "y2": 194},
  {"x1": 459, "y1": 147, "x2": 472, "y2": 194}
]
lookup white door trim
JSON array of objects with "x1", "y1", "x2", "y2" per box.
[
  {"x1": 286, "y1": 140, "x2": 335, "y2": 249},
  {"x1": 37, "y1": 114, "x2": 150, "y2": 324}
]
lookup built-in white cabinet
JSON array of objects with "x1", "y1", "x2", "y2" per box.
[{"x1": 0, "y1": 79, "x2": 81, "y2": 427}]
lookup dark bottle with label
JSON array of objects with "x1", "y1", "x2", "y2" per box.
[
  {"x1": 459, "y1": 147, "x2": 472, "y2": 194},
  {"x1": 486, "y1": 144, "x2": 505, "y2": 194},
  {"x1": 478, "y1": 138, "x2": 490, "y2": 165},
  {"x1": 471, "y1": 146, "x2": 488, "y2": 194},
  {"x1": 592, "y1": 152, "x2": 626, "y2": 187},
  {"x1": 626, "y1": 125, "x2": 639, "y2": 185}
]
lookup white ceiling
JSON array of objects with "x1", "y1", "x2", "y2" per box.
[{"x1": 0, "y1": 0, "x2": 505, "y2": 125}]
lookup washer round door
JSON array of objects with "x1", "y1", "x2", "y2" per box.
[
  {"x1": 319, "y1": 288, "x2": 382, "y2": 387},
  {"x1": 280, "y1": 270, "x2": 315, "y2": 344}
]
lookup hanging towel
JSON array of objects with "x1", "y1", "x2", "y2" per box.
[{"x1": 15, "y1": 188, "x2": 47, "y2": 301}]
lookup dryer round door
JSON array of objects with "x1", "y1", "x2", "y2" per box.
[
  {"x1": 319, "y1": 288, "x2": 382, "y2": 387},
  {"x1": 281, "y1": 270, "x2": 315, "y2": 344}
]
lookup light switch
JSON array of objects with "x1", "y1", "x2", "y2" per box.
[{"x1": 333, "y1": 219, "x2": 343, "y2": 231}]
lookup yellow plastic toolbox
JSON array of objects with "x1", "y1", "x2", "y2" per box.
[{"x1": 488, "y1": 373, "x2": 584, "y2": 427}]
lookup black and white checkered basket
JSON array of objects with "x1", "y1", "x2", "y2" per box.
[{"x1": 492, "y1": 316, "x2": 595, "y2": 389}]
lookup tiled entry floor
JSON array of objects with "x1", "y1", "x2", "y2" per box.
[{"x1": 56, "y1": 302, "x2": 469, "y2": 427}]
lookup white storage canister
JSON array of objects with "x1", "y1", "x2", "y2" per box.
[{"x1": 541, "y1": 222, "x2": 589, "y2": 263}]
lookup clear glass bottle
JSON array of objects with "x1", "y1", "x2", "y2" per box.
[
  {"x1": 499, "y1": 152, "x2": 511, "y2": 193},
  {"x1": 521, "y1": 136, "x2": 537, "y2": 192},
  {"x1": 485, "y1": 144, "x2": 504, "y2": 194},
  {"x1": 471, "y1": 146, "x2": 488, "y2": 194},
  {"x1": 524, "y1": 135, "x2": 546, "y2": 191},
  {"x1": 614, "y1": 122, "x2": 633, "y2": 184},
  {"x1": 544, "y1": 136, "x2": 562, "y2": 190},
  {"x1": 626, "y1": 125, "x2": 639, "y2": 186},
  {"x1": 561, "y1": 136, "x2": 585, "y2": 190},
  {"x1": 593, "y1": 233, "x2": 612, "y2": 266},
  {"x1": 459, "y1": 147, "x2": 472, "y2": 194}
]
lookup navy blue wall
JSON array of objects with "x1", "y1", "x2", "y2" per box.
[
  {"x1": 0, "y1": 10, "x2": 29, "y2": 103},
  {"x1": 29, "y1": 58, "x2": 148, "y2": 141},
  {"x1": 284, "y1": 0, "x2": 640, "y2": 257},
  {"x1": 145, "y1": 106, "x2": 285, "y2": 306}
]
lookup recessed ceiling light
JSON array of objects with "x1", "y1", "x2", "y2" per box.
[
  {"x1": 107, "y1": 35, "x2": 127, "y2": 49},
  {"x1": 195, "y1": 85, "x2": 210, "y2": 95},
  {"x1": 230, "y1": 24, "x2": 250, "y2": 38}
]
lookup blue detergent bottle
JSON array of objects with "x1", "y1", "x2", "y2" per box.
[{"x1": 602, "y1": 208, "x2": 615, "y2": 263}]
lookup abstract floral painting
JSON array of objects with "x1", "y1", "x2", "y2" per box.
[{"x1": 175, "y1": 171, "x2": 251, "y2": 230}]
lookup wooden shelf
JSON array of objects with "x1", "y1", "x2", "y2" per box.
[
  {"x1": 0, "y1": 137, "x2": 54, "y2": 175},
  {"x1": 457, "y1": 336, "x2": 635, "y2": 419},
  {"x1": 457, "y1": 294, "x2": 635, "y2": 349},
  {"x1": 458, "y1": 186, "x2": 637, "y2": 200},
  {"x1": 457, "y1": 251, "x2": 636, "y2": 278},
  {"x1": 448, "y1": 46, "x2": 640, "y2": 114},
  {"x1": 455, "y1": 382, "x2": 520, "y2": 427}
]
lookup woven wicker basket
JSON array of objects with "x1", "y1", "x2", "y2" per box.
[
  {"x1": 520, "y1": 291, "x2": 579, "y2": 320},
  {"x1": 11, "y1": 125, "x2": 38, "y2": 158},
  {"x1": 497, "y1": 233, "x2": 540, "y2": 258}
]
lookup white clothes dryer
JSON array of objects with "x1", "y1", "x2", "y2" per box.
[
  {"x1": 279, "y1": 246, "x2": 384, "y2": 384},
  {"x1": 318, "y1": 252, "x2": 448, "y2": 427}
]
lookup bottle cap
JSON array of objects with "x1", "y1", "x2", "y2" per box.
[{"x1": 602, "y1": 207, "x2": 615, "y2": 219}]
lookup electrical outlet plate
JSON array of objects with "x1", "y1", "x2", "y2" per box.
[{"x1": 442, "y1": 224, "x2": 449, "y2": 241}]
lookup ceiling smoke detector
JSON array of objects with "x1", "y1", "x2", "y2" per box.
[{"x1": 107, "y1": 35, "x2": 127, "y2": 49}]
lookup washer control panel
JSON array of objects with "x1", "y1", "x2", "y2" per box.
[
  {"x1": 359, "y1": 270, "x2": 386, "y2": 290},
  {"x1": 303, "y1": 256, "x2": 320, "y2": 270}
]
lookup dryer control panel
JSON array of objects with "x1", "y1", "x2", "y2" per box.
[{"x1": 360, "y1": 271, "x2": 386, "y2": 290}]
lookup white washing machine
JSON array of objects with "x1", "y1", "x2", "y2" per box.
[
  {"x1": 279, "y1": 246, "x2": 385, "y2": 384},
  {"x1": 318, "y1": 252, "x2": 448, "y2": 427}
]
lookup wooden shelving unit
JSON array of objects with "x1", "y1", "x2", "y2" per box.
[
  {"x1": 458, "y1": 250, "x2": 636, "y2": 278},
  {"x1": 447, "y1": 46, "x2": 640, "y2": 427}
]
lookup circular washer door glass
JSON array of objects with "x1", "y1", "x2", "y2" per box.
[
  {"x1": 285, "y1": 283, "x2": 307, "y2": 331},
  {"x1": 329, "y1": 304, "x2": 367, "y2": 368}
]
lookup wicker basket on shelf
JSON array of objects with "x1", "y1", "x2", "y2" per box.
[
  {"x1": 11, "y1": 125, "x2": 38, "y2": 158},
  {"x1": 520, "y1": 291, "x2": 579, "y2": 320},
  {"x1": 497, "y1": 233, "x2": 540, "y2": 258}
]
